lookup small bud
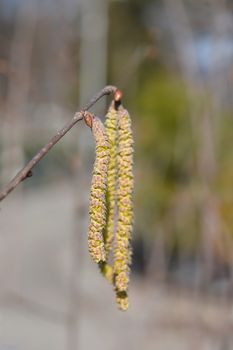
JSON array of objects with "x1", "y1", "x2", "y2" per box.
[
  {"x1": 84, "y1": 111, "x2": 93, "y2": 128},
  {"x1": 114, "y1": 89, "x2": 122, "y2": 102}
]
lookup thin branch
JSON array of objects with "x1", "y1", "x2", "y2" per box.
[
  {"x1": 0, "y1": 85, "x2": 118, "y2": 202},
  {"x1": 82, "y1": 85, "x2": 117, "y2": 110}
]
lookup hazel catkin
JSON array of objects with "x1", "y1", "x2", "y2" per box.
[
  {"x1": 103, "y1": 102, "x2": 118, "y2": 258},
  {"x1": 99, "y1": 103, "x2": 118, "y2": 283},
  {"x1": 85, "y1": 113, "x2": 110, "y2": 263},
  {"x1": 84, "y1": 98, "x2": 134, "y2": 312},
  {"x1": 114, "y1": 105, "x2": 134, "y2": 310}
]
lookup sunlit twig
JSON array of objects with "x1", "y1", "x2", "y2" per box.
[{"x1": 0, "y1": 85, "x2": 118, "y2": 202}]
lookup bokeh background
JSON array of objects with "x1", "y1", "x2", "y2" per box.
[{"x1": 1, "y1": 0, "x2": 233, "y2": 349}]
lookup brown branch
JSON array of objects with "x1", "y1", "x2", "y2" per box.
[{"x1": 0, "y1": 85, "x2": 119, "y2": 202}]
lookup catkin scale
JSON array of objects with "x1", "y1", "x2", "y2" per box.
[
  {"x1": 85, "y1": 114, "x2": 110, "y2": 263},
  {"x1": 114, "y1": 105, "x2": 134, "y2": 311}
]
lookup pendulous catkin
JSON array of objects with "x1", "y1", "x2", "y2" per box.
[
  {"x1": 84, "y1": 113, "x2": 110, "y2": 263},
  {"x1": 84, "y1": 99, "x2": 134, "y2": 311},
  {"x1": 99, "y1": 103, "x2": 118, "y2": 283},
  {"x1": 103, "y1": 102, "x2": 118, "y2": 258},
  {"x1": 114, "y1": 105, "x2": 134, "y2": 311}
]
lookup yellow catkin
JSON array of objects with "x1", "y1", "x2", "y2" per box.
[
  {"x1": 103, "y1": 102, "x2": 118, "y2": 257},
  {"x1": 114, "y1": 105, "x2": 134, "y2": 311},
  {"x1": 86, "y1": 115, "x2": 110, "y2": 263},
  {"x1": 99, "y1": 103, "x2": 118, "y2": 282}
]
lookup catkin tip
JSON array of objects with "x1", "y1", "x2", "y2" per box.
[
  {"x1": 116, "y1": 291, "x2": 129, "y2": 311},
  {"x1": 99, "y1": 261, "x2": 114, "y2": 283}
]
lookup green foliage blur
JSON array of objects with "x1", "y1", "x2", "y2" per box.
[{"x1": 108, "y1": 1, "x2": 233, "y2": 264}]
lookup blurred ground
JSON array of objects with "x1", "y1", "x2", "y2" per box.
[{"x1": 0, "y1": 183, "x2": 233, "y2": 350}]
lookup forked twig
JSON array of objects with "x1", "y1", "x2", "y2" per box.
[{"x1": 0, "y1": 85, "x2": 119, "y2": 201}]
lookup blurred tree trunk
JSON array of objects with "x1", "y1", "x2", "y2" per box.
[
  {"x1": 67, "y1": 1, "x2": 108, "y2": 349},
  {"x1": 0, "y1": 0, "x2": 37, "y2": 187}
]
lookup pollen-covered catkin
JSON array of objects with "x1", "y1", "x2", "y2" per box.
[
  {"x1": 86, "y1": 114, "x2": 110, "y2": 263},
  {"x1": 103, "y1": 102, "x2": 118, "y2": 258},
  {"x1": 114, "y1": 106, "x2": 134, "y2": 310},
  {"x1": 99, "y1": 103, "x2": 118, "y2": 282}
]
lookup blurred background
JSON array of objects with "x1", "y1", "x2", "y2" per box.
[{"x1": 0, "y1": 0, "x2": 233, "y2": 349}]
